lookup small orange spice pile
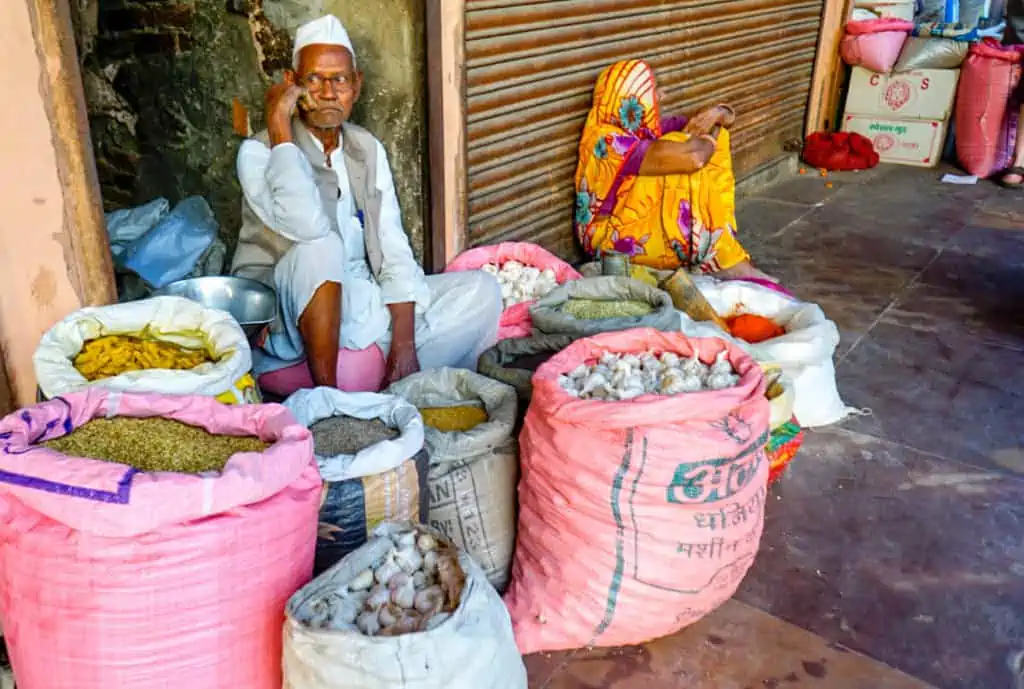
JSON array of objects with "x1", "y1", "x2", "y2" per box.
[{"x1": 725, "y1": 314, "x2": 785, "y2": 343}]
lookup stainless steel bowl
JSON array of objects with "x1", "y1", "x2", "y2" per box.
[{"x1": 155, "y1": 276, "x2": 276, "y2": 340}]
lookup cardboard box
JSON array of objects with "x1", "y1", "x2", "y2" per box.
[
  {"x1": 841, "y1": 115, "x2": 947, "y2": 168},
  {"x1": 853, "y1": 0, "x2": 915, "y2": 20},
  {"x1": 845, "y1": 67, "x2": 960, "y2": 121}
]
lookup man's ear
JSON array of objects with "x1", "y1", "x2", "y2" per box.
[
  {"x1": 284, "y1": 69, "x2": 297, "y2": 85},
  {"x1": 353, "y1": 70, "x2": 364, "y2": 102}
]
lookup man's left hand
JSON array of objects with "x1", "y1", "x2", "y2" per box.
[{"x1": 384, "y1": 340, "x2": 420, "y2": 386}]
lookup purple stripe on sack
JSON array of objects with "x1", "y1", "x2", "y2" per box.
[
  {"x1": 0, "y1": 397, "x2": 136, "y2": 503},
  {"x1": 0, "y1": 467, "x2": 137, "y2": 504}
]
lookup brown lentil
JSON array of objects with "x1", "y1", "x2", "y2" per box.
[
  {"x1": 309, "y1": 416, "x2": 400, "y2": 456},
  {"x1": 41, "y1": 417, "x2": 268, "y2": 473}
]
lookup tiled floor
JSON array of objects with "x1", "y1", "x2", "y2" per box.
[{"x1": 524, "y1": 165, "x2": 1024, "y2": 689}]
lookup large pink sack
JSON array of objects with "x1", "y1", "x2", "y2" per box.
[
  {"x1": 445, "y1": 242, "x2": 582, "y2": 340},
  {"x1": 840, "y1": 18, "x2": 914, "y2": 73},
  {"x1": 0, "y1": 390, "x2": 321, "y2": 689},
  {"x1": 504, "y1": 328, "x2": 769, "y2": 654},
  {"x1": 956, "y1": 40, "x2": 1024, "y2": 177}
]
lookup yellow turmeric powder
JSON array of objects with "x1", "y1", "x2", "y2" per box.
[{"x1": 419, "y1": 405, "x2": 488, "y2": 433}]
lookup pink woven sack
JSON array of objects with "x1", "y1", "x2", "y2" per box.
[
  {"x1": 956, "y1": 40, "x2": 1024, "y2": 177},
  {"x1": 445, "y1": 242, "x2": 582, "y2": 341},
  {"x1": 840, "y1": 18, "x2": 914, "y2": 73},
  {"x1": 0, "y1": 390, "x2": 321, "y2": 689},
  {"x1": 503, "y1": 329, "x2": 770, "y2": 654},
  {"x1": 258, "y1": 344, "x2": 387, "y2": 398}
]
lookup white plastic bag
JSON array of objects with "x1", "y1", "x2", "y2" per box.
[
  {"x1": 283, "y1": 522, "x2": 527, "y2": 689},
  {"x1": 33, "y1": 295, "x2": 252, "y2": 399},
  {"x1": 284, "y1": 388, "x2": 426, "y2": 481},
  {"x1": 678, "y1": 279, "x2": 855, "y2": 427},
  {"x1": 120, "y1": 197, "x2": 218, "y2": 288}
]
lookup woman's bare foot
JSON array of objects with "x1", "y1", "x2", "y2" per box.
[
  {"x1": 999, "y1": 167, "x2": 1024, "y2": 188},
  {"x1": 717, "y1": 260, "x2": 779, "y2": 284}
]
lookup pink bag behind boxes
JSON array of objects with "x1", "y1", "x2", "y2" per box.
[
  {"x1": 445, "y1": 241, "x2": 582, "y2": 341},
  {"x1": 0, "y1": 390, "x2": 321, "y2": 689},
  {"x1": 956, "y1": 40, "x2": 1024, "y2": 177},
  {"x1": 503, "y1": 329, "x2": 770, "y2": 654},
  {"x1": 840, "y1": 18, "x2": 914, "y2": 73}
]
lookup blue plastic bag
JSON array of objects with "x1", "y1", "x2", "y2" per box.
[{"x1": 120, "y1": 197, "x2": 218, "y2": 289}]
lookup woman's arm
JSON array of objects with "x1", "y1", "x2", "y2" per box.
[{"x1": 637, "y1": 128, "x2": 720, "y2": 176}]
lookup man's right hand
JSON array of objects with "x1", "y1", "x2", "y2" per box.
[{"x1": 266, "y1": 74, "x2": 305, "y2": 145}]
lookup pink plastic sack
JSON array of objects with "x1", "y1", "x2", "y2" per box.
[
  {"x1": 840, "y1": 18, "x2": 914, "y2": 73},
  {"x1": 504, "y1": 328, "x2": 770, "y2": 654},
  {"x1": 955, "y1": 40, "x2": 1024, "y2": 177},
  {"x1": 258, "y1": 344, "x2": 387, "y2": 398},
  {"x1": 445, "y1": 242, "x2": 582, "y2": 340},
  {"x1": 0, "y1": 390, "x2": 321, "y2": 689}
]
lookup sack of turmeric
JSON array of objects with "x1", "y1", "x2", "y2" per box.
[
  {"x1": 34, "y1": 296, "x2": 255, "y2": 402},
  {"x1": 678, "y1": 278, "x2": 854, "y2": 427},
  {"x1": 387, "y1": 368, "x2": 518, "y2": 591}
]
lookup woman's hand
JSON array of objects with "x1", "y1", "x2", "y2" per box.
[
  {"x1": 717, "y1": 260, "x2": 779, "y2": 283},
  {"x1": 683, "y1": 105, "x2": 735, "y2": 136}
]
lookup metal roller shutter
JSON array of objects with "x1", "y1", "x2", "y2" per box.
[{"x1": 464, "y1": 0, "x2": 825, "y2": 259}]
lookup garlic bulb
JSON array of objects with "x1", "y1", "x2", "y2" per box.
[
  {"x1": 559, "y1": 348, "x2": 739, "y2": 399},
  {"x1": 485, "y1": 260, "x2": 559, "y2": 308},
  {"x1": 348, "y1": 568, "x2": 374, "y2": 592},
  {"x1": 301, "y1": 525, "x2": 466, "y2": 637}
]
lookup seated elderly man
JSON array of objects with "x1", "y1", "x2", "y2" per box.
[{"x1": 232, "y1": 15, "x2": 501, "y2": 388}]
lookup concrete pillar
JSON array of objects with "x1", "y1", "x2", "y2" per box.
[{"x1": 0, "y1": 0, "x2": 116, "y2": 408}]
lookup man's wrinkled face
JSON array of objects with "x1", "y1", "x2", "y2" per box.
[{"x1": 293, "y1": 44, "x2": 361, "y2": 130}]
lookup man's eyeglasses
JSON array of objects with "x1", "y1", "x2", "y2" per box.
[{"x1": 300, "y1": 73, "x2": 354, "y2": 92}]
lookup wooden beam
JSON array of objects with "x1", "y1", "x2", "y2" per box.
[
  {"x1": 805, "y1": 0, "x2": 855, "y2": 136},
  {"x1": 0, "y1": 0, "x2": 116, "y2": 406},
  {"x1": 425, "y1": 0, "x2": 467, "y2": 273}
]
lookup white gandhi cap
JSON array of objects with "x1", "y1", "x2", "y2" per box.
[{"x1": 292, "y1": 15, "x2": 356, "y2": 69}]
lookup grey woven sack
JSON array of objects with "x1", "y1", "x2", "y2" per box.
[
  {"x1": 478, "y1": 333, "x2": 576, "y2": 404},
  {"x1": 529, "y1": 276, "x2": 679, "y2": 337}
]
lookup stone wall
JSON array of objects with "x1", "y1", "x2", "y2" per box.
[{"x1": 73, "y1": 0, "x2": 428, "y2": 262}]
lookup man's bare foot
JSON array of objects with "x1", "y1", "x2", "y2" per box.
[{"x1": 716, "y1": 260, "x2": 779, "y2": 284}]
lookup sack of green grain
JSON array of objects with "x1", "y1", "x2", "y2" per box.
[
  {"x1": 386, "y1": 369, "x2": 518, "y2": 592},
  {"x1": 283, "y1": 388, "x2": 430, "y2": 574},
  {"x1": 0, "y1": 389, "x2": 320, "y2": 689},
  {"x1": 478, "y1": 333, "x2": 575, "y2": 405},
  {"x1": 529, "y1": 276, "x2": 679, "y2": 338}
]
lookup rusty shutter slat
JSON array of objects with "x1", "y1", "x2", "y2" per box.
[{"x1": 464, "y1": 0, "x2": 824, "y2": 256}]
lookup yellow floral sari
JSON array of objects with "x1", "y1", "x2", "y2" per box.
[{"x1": 574, "y1": 60, "x2": 750, "y2": 271}]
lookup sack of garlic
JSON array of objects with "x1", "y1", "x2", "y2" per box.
[
  {"x1": 504, "y1": 328, "x2": 771, "y2": 654},
  {"x1": 284, "y1": 522, "x2": 527, "y2": 689},
  {"x1": 444, "y1": 241, "x2": 582, "y2": 341},
  {"x1": 283, "y1": 388, "x2": 429, "y2": 574},
  {"x1": 676, "y1": 277, "x2": 855, "y2": 427},
  {"x1": 530, "y1": 276, "x2": 679, "y2": 338},
  {"x1": 478, "y1": 332, "x2": 575, "y2": 405},
  {"x1": 387, "y1": 369, "x2": 518, "y2": 592},
  {"x1": 558, "y1": 345, "x2": 741, "y2": 401}
]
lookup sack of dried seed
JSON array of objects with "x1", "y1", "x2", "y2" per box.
[
  {"x1": 284, "y1": 388, "x2": 430, "y2": 574},
  {"x1": 283, "y1": 522, "x2": 527, "y2": 689},
  {"x1": 0, "y1": 389, "x2": 320, "y2": 689},
  {"x1": 387, "y1": 369, "x2": 518, "y2": 592},
  {"x1": 529, "y1": 276, "x2": 680, "y2": 338}
]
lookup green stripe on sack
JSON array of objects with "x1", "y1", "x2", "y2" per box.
[{"x1": 594, "y1": 430, "x2": 636, "y2": 640}]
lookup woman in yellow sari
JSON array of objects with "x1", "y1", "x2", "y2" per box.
[{"x1": 575, "y1": 59, "x2": 774, "y2": 281}]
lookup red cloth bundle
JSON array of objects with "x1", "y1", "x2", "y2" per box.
[{"x1": 802, "y1": 131, "x2": 881, "y2": 171}]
